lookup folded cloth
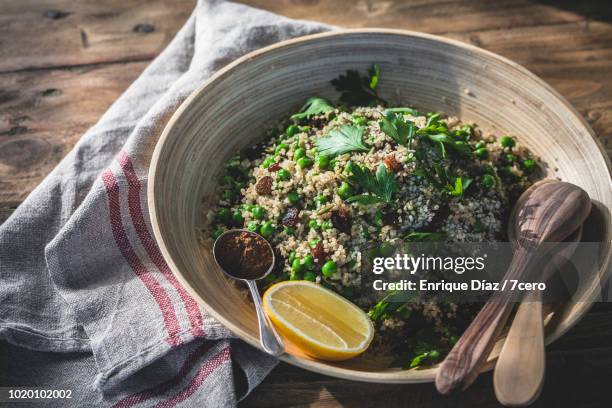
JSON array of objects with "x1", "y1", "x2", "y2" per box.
[{"x1": 0, "y1": 0, "x2": 332, "y2": 405}]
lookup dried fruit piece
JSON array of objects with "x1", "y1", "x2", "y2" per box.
[
  {"x1": 282, "y1": 207, "x2": 299, "y2": 227},
  {"x1": 311, "y1": 242, "x2": 327, "y2": 266},
  {"x1": 384, "y1": 155, "x2": 401, "y2": 172},
  {"x1": 268, "y1": 163, "x2": 281, "y2": 172},
  {"x1": 255, "y1": 176, "x2": 273, "y2": 195},
  {"x1": 331, "y1": 208, "x2": 352, "y2": 234}
]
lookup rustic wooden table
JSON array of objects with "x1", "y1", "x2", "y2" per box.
[{"x1": 1, "y1": 1, "x2": 610, "y2": 407}]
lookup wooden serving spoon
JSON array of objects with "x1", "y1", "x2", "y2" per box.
[
  {"x1": 435, "y1": 180, "x2": 591, "y2": 395},
  {"x1": 493, "y1": 226, "x2": 582, "y2": 406}
]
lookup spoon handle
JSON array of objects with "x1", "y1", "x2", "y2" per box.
[
  {"x1": 246, "y1": 280, "x2": 285, "y2": 357},
  {"x1": 436, "y1": 246, "x2": 532, "y2": 394},
  {"x1": 494, "y1": 290, "x2": 545, "y2": 407}
]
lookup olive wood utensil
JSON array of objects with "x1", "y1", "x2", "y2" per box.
[
  {"x1": 494, "y1": 226, "x2": 582, "y2": 406},
  {"x1": 435, "y1": 180, "x2": 591, "y2": 394}
]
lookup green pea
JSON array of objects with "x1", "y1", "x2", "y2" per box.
[
  {"x1": 261, "y1": 156, "x2": 276, "y2": 169},
  {"x1": 211, "y1": 228, "x2": 224, "y2": 240},
  {"x1": 290, "y1": 270, "x2": 303, "y2": 281},
  {"x1": 286, "y1": 124, "x2": 300, "y2": 137},
  {"x1": 506, "y1": 153, "x2": 517, "y2": 162},
  {"x1": 428, "y1": 350, "x2": 441, "y2": 360},
  {"x1": 481, "y1": 174, "x2": 495, "y2": 188},
  {"x1": 297, "y1": 157, "x2": 313, "y2": 169},
  {"x1": 449, "y1": 335, "x2": 459, "y2": 346},
  {"x1": 275, "y1": 143, "x2": 288, "y2": 154},
  {"x1": 260, "y1": 221, "x2": 275, "y2": 238},
  {"x1": 303, "y1": 271, "x2": 317, "y2": 282},
  {"x1": 231, "y1": 211, "x2": 244, "y2": 226},
  {"x1": 322, "y1": 260, "x2": 337, "y2": 277},
  {"x1": 309, "y1": 239, "x2": 321, "y2": 248},
  {"x1": 338, "y1": 182, "x2": 353, "y2": 199},
  {"x1": 474, "y1": 147, "x2": 488, "y2": 159},
  {"x1": 303, "y1": 254, "x2": 315, "y2": 269},
  {"x1": 316, "y1": 155, "x2": 330, "y2": 170},
  {"x1": 287, "y1": 190, "x2": 301, "y2": 205},
  {"x1": 379, "y1": 241, "x2": 394, "y2": 257},
  {"x1": 308, "y1": 220, "x2": 319, "y2": 230},
  {"x1": 246, "y1": 221, "x2": 259, "y2": 232},
  {"x1": 474, "y1": 141, "x2": 486, "y2": 149},
  {"x1": 522, "y1": 158, "x2": 536, "y2": 170},
  {"x1": 321, "y1": 220, "x2": 332, "y2": 231},
  {"x1": 500, "y1": 135, "x2": 515, "y2": 148},
  {"x1": 291, "y1": 258, "x2": 304, "y2": 273},
  {"x1": 315, "y1": 195, "x2": 329, "y2": 206},
  {"x1": 216, "y1": 208, "x2": 232, "y2": 224},
  {"x1": 251, "y1": 206, "x2": 265, "y2": 220},
  {"x1": 288, "y1": 251, "x2": 297, "y2": 264},
  {"x1": 242, "y1": 203, "x2": 255, "y2": 211},
  {"x1": 294, "y1": 148, "x2": 306, "y2": 160},
  {"x1": 354, "y1": 116, "x2": 367, "y2": 126},
  {"x1": 283, "y1": 226, "x2": 295, "y2": 235},
  {"x1": 276, "y1": 169, "x2": 291, "y2": 181}
]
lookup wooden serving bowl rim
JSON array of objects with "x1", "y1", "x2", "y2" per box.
[{"x1": 148, "y1": 29, "x2": 612, "y2": 383}]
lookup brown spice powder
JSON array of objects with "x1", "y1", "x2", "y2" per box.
[{"x1": 215, "y1": 231, "x2": 273, "y2": 280}]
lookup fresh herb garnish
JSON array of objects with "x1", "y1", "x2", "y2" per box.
[
  {"x1": 331, "y1": 64, "x2": 387, "y2": 107},
  {"x1": 447, "y1": 176, "x2": 473, "y2": 196},
  {"x1": 315, "y1": 125, "x2": 369, "y2": 156},
  {"x1": 368, "y1": 290, "x2": 411, "y2": 322},
  {"x1": 346, "y1": 163, "x2": 398, "y2": 205},
  {"x1": 291, "y1": 97, "x2": 334, "y2": 121},
  {"x1": 379, "y1": 111, "x2": 416, "y2": 147}
]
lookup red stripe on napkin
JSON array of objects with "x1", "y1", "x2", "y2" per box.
[
  {"x1": 111, "y1": 342, "x2": 230, "y2": 408},
  {"x1": 116, "y1": 151, "x2": 205, "y2": 337},
  {"x1": 102, "y1": 169, "x2": 182, "y2": 347}
]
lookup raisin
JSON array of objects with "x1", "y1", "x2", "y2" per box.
[
  {"x1": 268, "y1": 163, "x2": 281, "y2": 172},
  {"x1": 311, "y1": 243, "x2": 327, "y2": 266},
  {"x1": 282, "y1": 207, "x2": 299, "y2": 227},
  {"x1": 255, "y1": 176, "x2": 273, "y2": 195},
  {"x1": 384, "y1": 155, "x2": 401, "y2": 172},
  {"x1": 331, "y1": 208, "x2": 352, "y2": 234}
]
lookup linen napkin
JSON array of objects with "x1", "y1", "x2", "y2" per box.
[{"x1": 0, "y1": 0, "x2": 332, "y2": 405}]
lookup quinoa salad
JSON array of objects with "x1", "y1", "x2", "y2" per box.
[{"x1": 202, "y1": 65, "x2": 540, "y2": 369}]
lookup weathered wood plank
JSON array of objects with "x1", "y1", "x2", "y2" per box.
[
  {"x1": 0, "y1": 0, "x2": 194, "y2": 73},
  {"x1": 0, "y1": 61, "x2": 148, "y2": 205},
  {"x1": 241, "y1": 308, "x2": 612, "y2": 408}
]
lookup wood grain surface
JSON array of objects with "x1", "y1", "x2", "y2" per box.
[{"x1": 1, "y1": 1, "x2": 611, "y2": 407}]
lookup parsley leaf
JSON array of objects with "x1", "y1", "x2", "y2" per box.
[
  {"x1": 379, "y1": 111, "x2": 416, "y2": 146},
  {"x1": 331, "y1": 64, "x2": 387, "y2": 106},
  {"x1": 290, "y1": 97, "x2": 334, "y2": 121},
  {"x1": 315, "y1": 125, "x2": 369, "y2": 156},
  {"x1": 368, "y1": 290, "x2": 410, "y2": 322},
  {"x1": 346, "y1": 163, "x2": 398, "y2": 205},
  {"x1": 447, "y1": 176, "x2": 473, "y2": 196}
]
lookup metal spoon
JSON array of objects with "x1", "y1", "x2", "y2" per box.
[
  {"x1": 213, "y1": 229, "x2": 285, "y2": 357},
  {"x1": 435, "y1": 180, "x2": 591, "y2": 394}
]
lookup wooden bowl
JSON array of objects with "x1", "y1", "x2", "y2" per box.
[{"x1": 148, "y1": 29, "x2": 612, "y2": 383}]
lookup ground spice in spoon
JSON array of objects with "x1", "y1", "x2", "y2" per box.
[{"x1": 215, "y1": 231, "x2": 273, "y2": 280}]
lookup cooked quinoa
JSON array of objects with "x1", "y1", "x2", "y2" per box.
[{"x1": 201, "y1": 66, "x2": 539, "y2": 368}]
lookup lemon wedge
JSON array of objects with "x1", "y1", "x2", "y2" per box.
[{"x1": 263, "y1": 281, "x2": 374, "y2": 361}]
